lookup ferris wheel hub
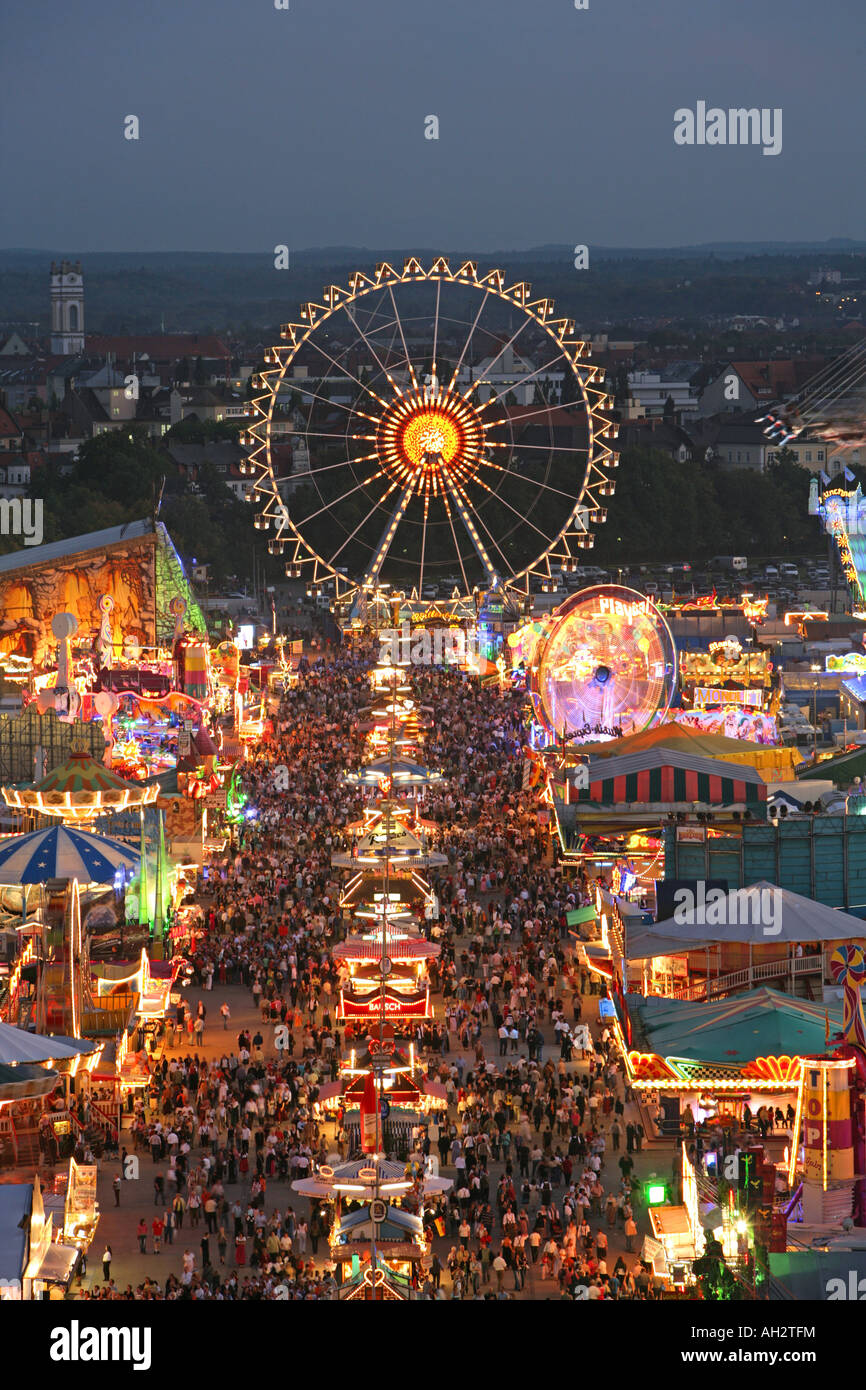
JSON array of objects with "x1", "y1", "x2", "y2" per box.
[{"x1": 377, "y1": 386, "x2": 485, "y2": 490}]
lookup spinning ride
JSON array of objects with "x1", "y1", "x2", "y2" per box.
[{"x1": 531, "y1": 584, "x2": 676, "y2": 744}]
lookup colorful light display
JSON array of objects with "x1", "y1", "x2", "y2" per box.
[{"x1": 531, "y1": 584, "x2": 676, "y2": 744}]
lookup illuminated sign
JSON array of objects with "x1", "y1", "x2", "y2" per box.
[
  {"x1": 826, "y1": 652, "x2": 866, "y2": 674},
  {"x1": 692, "y1": 687, "x2": 764, "y2": 708},
  {"x1": 598, "y1": 595, "x2": 653, "y2": 620}
]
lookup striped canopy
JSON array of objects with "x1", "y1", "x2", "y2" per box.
[
  {"x1": 2, "y1": 748, "x2": 157, "y2": 820},
  {"x1": 577, "y1": 749, "x2": 765, "y2": 807},
  {"x1": 0, "y1": 825, "x2": 140, "y2": 885}
]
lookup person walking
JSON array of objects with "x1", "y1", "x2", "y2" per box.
[
  {"x1": 113, "y1": 1174, "x2": 121, "y2": 1206},
  {"x1": 102, "y1": 1245, "x2": 112, "y2": 1282},
  {"x1": 625, "y1": 1214, "x2": 638, "y2": 1253},
  {"x1": 220, "y1": 1002, "x2": 231, "y2": 1030},
  {"x1": 136, "y1": 1218, "x2": 147, "y2": 1254}
]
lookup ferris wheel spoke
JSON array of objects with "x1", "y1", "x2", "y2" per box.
[
  {"x1": 326, "y1": 482, "x2": 402, "y2": 568},
  {"x1": 387, "y1": 285, "x2": 419, "y2": 392},
  {"x1": 303, "y1": 335, "x2": 390, "y2": 409},
  {"x1": 448, "y1": 290, "x2": 491, "y2": 391},
  {"x1": 498, "y1": 438, "x2": 590, "y2": 455},
  {"x1": 432, "y1": 278, "x2": 441, "y2": 383},
  {"x1": 359, "y1": 479, "x2": 419, "y2": 589},
  {"x1": 480, "y1": 350, "x2": 572, "y2": 413},
  {"x1": 439, "y1": 465, "x2": 498, "y2": 586},
  {"x1": 445, "y1": 472, "x2": 514, "y2": 578},
  {"x1": 481, "y1": 456, "x2": 588, "y2": 506},
  {"x1": 468, "y1": 470, "x2": 559, "y2": 548},
  {"x1": 295, "y1": 472, "x2": 386, "y2": 528},
  {"x1": 343, "y1": 300, "x2": 409, "y2": 396},
  {"x1": 487, "y1": 395, "x2": 592, "y2": 430},
  {"x1": 418, "y1": 482, "x2": 432, "y2": 596},
  {"x1": 286, "y1": 379, "x2": 373, "y2": 422},
  {"x1": 437, "y1": 484, "x2": 473, "y2": 596},
  {"x1": 466, "y1": 313, "x2": 533, "y2": 390}
]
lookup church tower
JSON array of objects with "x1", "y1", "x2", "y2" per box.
[{"x1": 50, "y1": 260, "x2": 85, "y2": 355}]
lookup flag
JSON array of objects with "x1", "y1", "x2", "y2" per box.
[
  {"x1": 360, "y1": 1070, "x2": 378, "y2": 1153},
  {"x1": 844, "y1": 468, "x2": 856, "y2": 483}
]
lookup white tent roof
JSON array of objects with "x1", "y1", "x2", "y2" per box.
[
  {"x1": 629, "y1": 881, "x2": 866, "y2": 958},
  {"x1": 0, "y1": 1021, "x2": 96, "y2": 1065}
]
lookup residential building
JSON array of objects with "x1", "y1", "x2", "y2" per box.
[
  {"x1": 698, "y1": 358, "x2": 827, "y2": 417},
  {"x1": 626, "y1": 363, "x2": 702, "y2": 417}
]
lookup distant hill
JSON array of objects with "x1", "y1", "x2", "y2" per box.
[{"x1": 1, "y1": 243, "x2": 863, "y2": 336}]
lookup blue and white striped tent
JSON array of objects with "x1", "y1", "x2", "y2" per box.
[{"x1": 0, "y1": 825, "x2": 139, "y2": 885}]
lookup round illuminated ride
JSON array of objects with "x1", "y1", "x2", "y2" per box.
[
  {"x1": 243, "y1": 257, "x2": 619, "y2": 602},
  {"x1": 532, "y1": 584, "x2": 676, "y2": 743}
]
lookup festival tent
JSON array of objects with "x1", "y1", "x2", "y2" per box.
[
  {"x1": 626, "y1": 987, "x2": 843, "y2": 1063},
  {"x1": 574, "y1": 748, "x2": 766, "y2": 807},
  {"x1": 582, "y1": 721, "x2": 799, "y2": 781},
  {"x1": 0, "y1": 825, "x2": 139, "y2": 884},
  {"x1": 627, "y1": 881, "x2": 866, "y2": 957}
]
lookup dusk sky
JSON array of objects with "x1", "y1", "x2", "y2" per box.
[{"x1": 2, "y1": 0, "x2": 864, "y2": 252}]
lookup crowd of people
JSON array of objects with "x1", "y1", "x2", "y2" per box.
[{"x1": 83, "y1": 638, "x2": 657, "y2": 1300}]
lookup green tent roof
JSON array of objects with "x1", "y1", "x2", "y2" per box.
[
  {"x1": 797, "y1": 745, "x2": 866, "y2": 785},
  {"x1": 628, "y1": 987, "x2": 843, "y2": 1064}
]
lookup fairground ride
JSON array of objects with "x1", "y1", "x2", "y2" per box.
[{"x1": 241, "y1": 257, "x2": 618, "y2": 608}]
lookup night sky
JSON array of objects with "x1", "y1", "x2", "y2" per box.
[{"x1": 1, "y1": 0, "x2": 864, "y2": 252}]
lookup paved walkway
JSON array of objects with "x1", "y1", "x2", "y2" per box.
[{"x1": 52, "y1": 972, "x2": 675, "y2": 1299}]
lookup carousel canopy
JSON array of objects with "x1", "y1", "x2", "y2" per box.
[
  {"x1": 2, "y1": 747, "x2": 158, "y2": 820},
  {"x1": 332, "y1": 823, "x2": 447, "y2": 869},
  {"x1": 0, "y1": 825, "x2": 140, "y2": 885},
  {"x1": 345, "y1": 757, "x2": 442, "y2": 786},
  {"x1": 292, "y1": 1155, "x2": 451, "y2": 1198},
  {"x1": 341, "y1": 873, "x2": 431, "y2": 908},
  {"x1": 0, "y1": 1062, "x2": 59, "y2": 1100},
  {"x1": 334, "y1": 936, "x2": 440, "y2": 962},
  {"x1": 0, "y1": 1020, "x2": 96, "y2": 1064}
]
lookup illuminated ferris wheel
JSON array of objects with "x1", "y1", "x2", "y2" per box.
[{"x1": 242, "y1": 257, "x2": 619, "y2": 602}]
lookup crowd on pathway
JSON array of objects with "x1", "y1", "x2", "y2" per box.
[{"x1": 83, "y1": 640, "x2": 657, "y2": 1300}]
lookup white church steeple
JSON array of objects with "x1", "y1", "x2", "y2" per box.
[{"x1": 50, "y1": 259, "x2": 85, "y2": 355}]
